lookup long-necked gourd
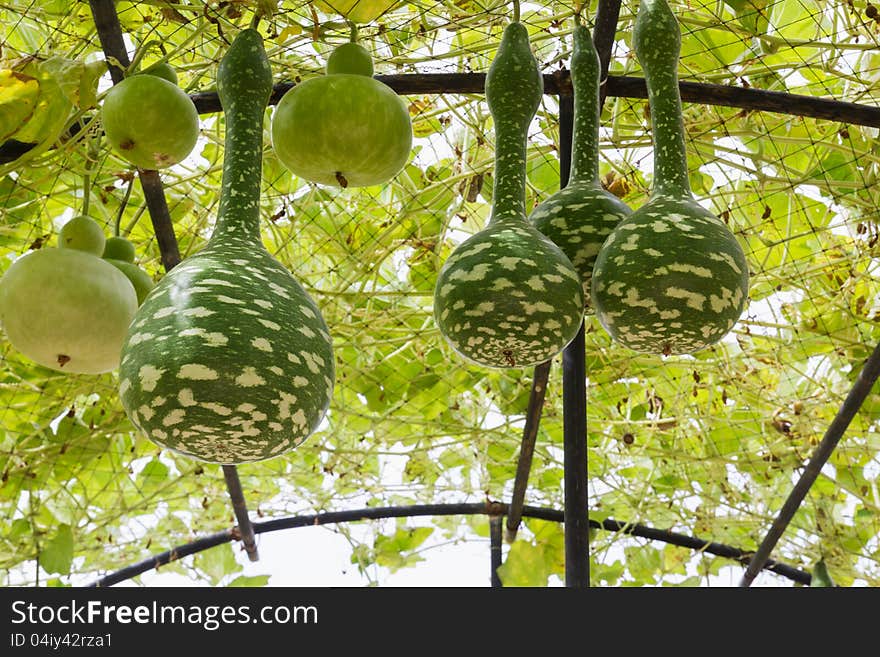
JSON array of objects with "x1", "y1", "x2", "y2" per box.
[
  {"x1": 433, "y1": 21, "x2": 584, "y2": 368},
  {"x1": 530, "y1": 21, "x2": 632, "y2": 309},
  {"x1": 117, "y1": 29, "x2": 335, "y2": 465},
  {"x1": 591, "y1": 0, "x2": 749, "y2": 355}
]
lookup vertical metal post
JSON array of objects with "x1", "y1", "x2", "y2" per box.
[
  {"x1": 559, "y1": 87, "x2": 590, "y2": 588},
  {"x1": 490, "y1": 515, "x2": 503, "y2": 587}
]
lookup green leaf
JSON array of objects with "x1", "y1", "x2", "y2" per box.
[
  {"x1": 138, "y1": 458, "x2": 170, "y2": 494},
  {"x1": 227, "y1": 574, "x2": 270, "y2": 587},
  {"x1": 496, "y1": 540, "x2": 549, "y2": 586},
  {"x1": 810, "y1": 559, "x2": 835, "y2": 587},
  {"x1": 39, "y1": 524, "x2": 74, "y2": 575},
  {"x1": 194, "y1": 544, "x2": 242, "y2": 586}
]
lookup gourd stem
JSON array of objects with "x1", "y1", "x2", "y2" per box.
[
  {"x1": 512, "y1": 0, "x2": 520, "y2": 23},
  {"x1": 81, "y1": 128, "x2": 100, "y2": 219},
  {"x1": 348, "y1": 20, "x2": 358, "y2": 43},
  {"x1": 127, "y1": 39, "x2": 162, "y2": 75},
  {"x1": 114, "y1": 176, "x2": 134, "y2": 237},
  {"x1": 634, "y1": 0, "x2": 692, "y2": 199},
  {"x1": 568, "y1": 24, "x2": 601, "y2": 186},
  {"x1": 81, "y1": 173, "x2": 91, "y2": 218}
]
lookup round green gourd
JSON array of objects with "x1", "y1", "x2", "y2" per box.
[
  {"x1": 138, "y1": 61, "x2": 179, "y2": 86},
  {"x1": 591, "y1": 0, "x2": 749, "y2": 355},
  {"x1": 0, "y1": 247, "x2": 137, "y2": 374},
  {"x1": 530, "y1": 23, "x2": 632, "y2": 310},
  {"x1": 433, "y1": 22, "x2": 584, "y2": 369},
  {"x1": 270, "y1": 41, "x2": 412, "y2": 188},
  {"x1": 326, "y1": 42, "x2": 374, "y2": 77},
  {"x1": 102, "y1": 236, "x2": 137, "y2": 263},
  {"x1": 58, "y1": 215, "x2": 106, "y2": 256},
  {"x1": 101, "y1": 74, "x2": 199, "y2": 170},
  {"x1": 117, "y1": 29, "x2": 335, "y2": 465}
]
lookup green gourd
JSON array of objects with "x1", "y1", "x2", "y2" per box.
[
  {"x1": 0, "y1": 246, "x2": 137, "y2": 374},
  {"x1": 58, "y1": 215, "x2": 106, "y2": 256},
  {"x1": 591, "y1": 0, "x2": 749, "y2": 355},
  {"x1": 102, "y1": 236, "x2": 137, "y2": 263},
  {"x1": 433, "y1": 22, "x2": 584, "y2": 368},
  {"x1": 530, "y1": 22, "x2": 632, "y2": 310},
  {"x1": 117, "y1": 29, "x2": 335, "y2": 465},
  {"x1": 270, "y1": 39, "x2": 412, "y2": 188},
  {"x1": 103, "y1": 258, "x2": 155, "y2": 305}
]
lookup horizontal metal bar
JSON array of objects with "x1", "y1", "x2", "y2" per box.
[{"x1": 86, "y1": 502, "x2": 811, "y2": 587}]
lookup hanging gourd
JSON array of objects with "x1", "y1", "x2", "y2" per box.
[
  {"x1": 0, "y1": 215, "x2": 138, "y2": 374},
  {"x1": 591, "y1": 0, "x2": 749, "y2": 355},
  {"x1": 529, "y1": 20, "x2": 632, "y2": 309},
  {"x1": 100, "y1": 61, "x2": 199, "y2": 170},
  {"x1": 270, "y1": 33, "x2": 412, "y2": 188},
  {"x1": 432, "y1": 17, "x2": 584, "y2": 369},
  {"x1": 117, "y1": 28, "x2": 335, "y2": 465},
  {"x1": 101, "y1": 234, "x2": 155, "y2": 305}
]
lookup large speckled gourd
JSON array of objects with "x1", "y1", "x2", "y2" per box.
[
  {"x1": 530, "y1": 22, "x2": 632, "y2": 309},
  {"x1": 433, "y1": 22, "x2": 584, "y2": 368},
  {"x1": 117, "y1": 29, "x2": 334, "y2": 464},
  {"x1": 591, "y1": 0, "x2": 749, "y2": 355}
]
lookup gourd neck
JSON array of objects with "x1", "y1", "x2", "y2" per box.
[
  {"x1": 633, "y1": 0, "x2": 692, "y2": 200},
  {"x1": 568, "y1": 24, "x2": 601, "y2": 186},
  {"x1": 489, "y1": 121, "x2": 529, "y2": 223},
  {"x1": 210, "y1": 29, "x2": 273, "y2": 245},
  {"x1": 485, "y1": 21, "x2": 543, "y2": 225}
]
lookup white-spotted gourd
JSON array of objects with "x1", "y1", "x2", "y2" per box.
[
  {"x1": 530, "y1": 23, "x2": 632, "y2": 310},
  {"x1": 591, "y1": 0, "x2": 749, "y2": 355},
  {"x1": 433, "y1": 22, "x2": 584, "y2": 368},
  {"x1": 117, "y1": 29, "x2": 334, "y2": 465}
]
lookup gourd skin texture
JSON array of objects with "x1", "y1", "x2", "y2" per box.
[
  {"x1": 270, "y1": 47, "x2": 411, "y2": 188},
  {"x1": 530, "y1": 24, "x2": 632, "y2": 310},
  {"x1": 118, "y1": 30, "x2": 334, "y2": 465},
  {"x1": 0, "y1": 248, "x2": 137, "y2": 374},
  {"x1": 433, "y1": 23, "x2": 584, "y2": 368},
  {"x1": 591, "y1": 0, "x2": 749, "y2": 355},
  {"x1": 101, "y1": 74, "x2": 199, "y2": 170}
]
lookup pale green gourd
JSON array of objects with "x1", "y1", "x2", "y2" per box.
[
  {"x1": 530, "y1": 22, "x2": 632, "y2": 309},
  {"x1": 591, "y1": 0, "x2": 749, "y2": 355},
  {"x1": 433, "y1": 22, "x2": 584, "y2": 368},
  {"x1": 118, "y1": 29, "x2": 334, "y2": 464}
]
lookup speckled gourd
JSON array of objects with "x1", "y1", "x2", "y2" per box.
[
  {"x1": 590, "y1": 0, "x2": 749, "y2": 355},
  {"x1": 433, "y1": 22, "x2": 584, "y2": 368},
  {"x1": 530, "y1": 23, "x2": 632, "y2": 310},
  {"x1": 117, "y1": 29, "x2": 334, "y2": 465}
]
